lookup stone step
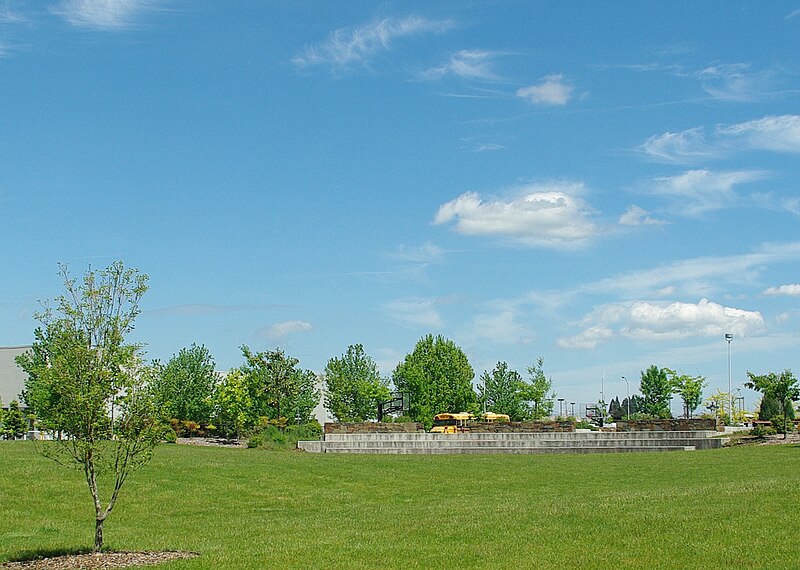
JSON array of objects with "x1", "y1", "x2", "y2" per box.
[
  {"x1": 322, "y1": 430, "x2": 718, "y2": 442},
  {"x1": 322, "y1": 445, "x2": 697, "y2": 454},
  {"x1": 319, "y1": 438, "x2": 720, "y2": 450}
]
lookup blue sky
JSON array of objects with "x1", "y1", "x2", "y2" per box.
[{"x1": 1, "y1": 1, "x2": 799, "y2": 412}]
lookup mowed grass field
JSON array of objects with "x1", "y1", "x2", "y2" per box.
[{"x1": 1, "y1": 442, "x2": 798, "y2": 569}]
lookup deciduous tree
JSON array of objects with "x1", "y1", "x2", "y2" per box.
[
  {"x1": 746, "y1": 370, "x2": 799, "y2": 438},
  {"x1": 478, "y1": 362, "x2": 527, "y2": 420},
  {"x1": 151, "y1": 344, "x2": 218, "y2": 425},
  {"x1": 323, "y1": 344, "x2": 390, "y2": 422},
  {"x1": 16, "y1": 261, "x2": 160, "y2": 552},
  {"x1": 639, "y1": 365, "x2": 672, "y2": 418},
  {"x1": 392, "y1": 334, "x2": 476, "y2": 428},
  {"x1": 665, "y1": 369, "x2": 707, "y2": 418},
  {"x1": 1, "y1": 400, "x2": 27, "y2": 439},
  {"x1": 523, "y1": 357, "x2": 555, "y2": 420}
]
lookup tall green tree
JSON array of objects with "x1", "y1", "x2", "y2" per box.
[
  {"x1": 639, "y1": 365, "x2": 672, "y2": 418},
  {"x1": 239, "y1": 346, "x2": 319, "y2": 424},
  {"x1": 523, "y1": 357, "x2": 555, "y2": 419},
  {"x1": 151, "y1": 344, "x2": 218, "y2": 425},
  {"x1": 392, "y1": 334, "x2": 476, "y2": 428},
  {"x1": 214, "y1": 368, "x2": 256, "y2": 438},
  {"x1": 746, "y1": 370, "x2": 799, "y2": 438},
  {"x1": 608, "y1": 397, "x2": 623, "y2": 420},
  {"x1": 16, "y1": 261, "x2": 161, "y2": 552},
  {"x1": 665, "y1": 369, "x2": 707, "y2": 418},
  {"x1": 478, "y1": 362, "x2": 528, "y2": 420},
  {"x1": 324, "y1": 344, "x2": 390, "y2": 422}
]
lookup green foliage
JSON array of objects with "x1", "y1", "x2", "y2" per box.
[
  {"x1": 323, "y1": 344, "x2": 390, "y2": 422},
  {"x1": 665, "y1": 369, "x2": 707, "y2": 418},
  {"x1": 1, "y1": 400, "x2": 27, "y2": 440},
  {"x1": 214, "y1": 347, "x2": 319, "y2": 437},
  {"x1": 477, "y1": 362, "x2": 528, "y2": 420},
  {"x1": 247, "y1": 421, "x2": 323, "y2": 450},
  {"x1": 619, "y1": 395, "x2": 643, "y2": 418},
  {"x1": 15, "y1": 261, "x2": 160, "y2": 552},
  {"x1": 608, "y1": 397, "x2": 623, "y2": 420},
  {"x1": 745, "y1": 370, "x2": 799, "y2": 438},
  {"x1": 523, "y1": 357, "x2": 555, "y2": 419},
  {"x1": 639, "y1": 365, "x2": 672, "y2": 418},
  {"x1": 150, "y1": 344, "x2": 218, "y2": 425},
  {"x1": 392, "y1": 334, "x2": 476, "y2": 429}
]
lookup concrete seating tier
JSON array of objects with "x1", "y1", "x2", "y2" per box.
[{"x1": 297, "y1": 431, "x2": 724, "y2": 454}]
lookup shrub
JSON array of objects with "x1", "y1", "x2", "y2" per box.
[
  {"x1": 247, "y1": 421, "x2": 322, "y2": 451},
  {"x1": 751, "y1": 425, "x2": 777, "y2": 437}
]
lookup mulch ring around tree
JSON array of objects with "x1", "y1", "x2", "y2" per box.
[{"x1": 0, "y1": 551, "x2": 198, "y2": 569}]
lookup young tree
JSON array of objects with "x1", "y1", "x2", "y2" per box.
[
  {"x1": 478, "y1": 362, "x2": 527, "y2": 420},
  {"x1": 608, "y1": 397, "x2": 623, "y2": 421},
  {"x1": 151, "y1": 344, "x2": 218, "y2": 425},
  {"x1": 758, "y1": 395, "x2": 782, "y2": 421},
  {"x1": 639, "y1": 365, "x2": 672, "y2": 418},
  {"x1": 16, "y1": 261, "x2": 161, "y2": 552},
  {"x1": 745, "y1": 370, "x2": 799, "y2": 438},
  {"x1": 665, "y1": 369, "x2": 707, "y2": 418},
  {"x1": 2, "y1": 400, "x2": 27, "y2": 440},
  {"x1": 323, "y1": 344, "x2": 390, "y2": 422},
  {"x1": 392, "y1": 334, "x2": 476, "y2": 428},
  {"x1": 214, "y1": 368, "x2": 256, "y2": 438},
  {"x1": 522, "y1": 357, "x2": 555, "y2": 419}
]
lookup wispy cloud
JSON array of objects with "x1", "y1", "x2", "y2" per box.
[
  {"x1": 434, "y1": 181, "x2": 597, "y2": 249},
  {"x1": 619, "y1": 205, "x2": 666, "y2": 226},
  {"x1": 764, "y1": 284, "x2": 800, "y2": 296},
  {"x1": 516, "y1": 74, "x2": 573, "y2": 105},
  {"x1": 698, "y1": 62, "x2": 781, "y2": 101},
  {"x1": 292, "y1": 15, "x2": 452, "y2": 71},
  {"x1": 53, "y1": 0, "x2": 157, "y2": 30},
  {"x1": 422, "y1": 49, "x2": 501, "y2": 81},
  {"x1": 384, "y1": 297, "x2": 445, "y2": 329},
  {"x1": 258, "y1": 320, "x2": 313, "y2": 341},
  {"x1": 465, "y1": 310, "x2": 533, "y2": 346},
  {"x1": 641, "y1": 115, "x2": 800, "y2": 163},
  {"x1": 558, "y1": 298, "x2": 764, "y2": 349},
  {"x1": 389, "y1": 242, "x2": 445, "y2": 263},
  {"x1": 716, "y1": 115, "x2": 800, "y2": 153},
  {"x1": 649, "y1": 169, "x2": 766, "y2": 216},
  {"x1": 786, "y1": 9, "x2": 800, "y2": 19}
]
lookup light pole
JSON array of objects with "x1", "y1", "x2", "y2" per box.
[
  {"x1": 570, "y1": 402, "x2": 575, "y2": 417},
  {"x1": 558, "y1": 398, "x2": 565, "y2": 418},
  {"x1": 725, "y1": 333, "x2": 733, "y2": 422},
  {"x1": 622, "y1": 376, "x2": 630, "y2": 419}
]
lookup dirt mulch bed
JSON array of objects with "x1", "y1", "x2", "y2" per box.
[
  {"x1": 175, "y1": 437, "x2": 246, "y2": 448},
  {"x1": 0, "y1": 552, "x2": 198, "y2": 569}
]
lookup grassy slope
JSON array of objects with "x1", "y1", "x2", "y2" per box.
[{"x1": 1, "y1": 442, "x2": 797, "y2": 569}]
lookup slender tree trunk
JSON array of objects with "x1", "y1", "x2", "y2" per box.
[{"x1": 95, "y1": 517, "x2": 104, "y2": 552}]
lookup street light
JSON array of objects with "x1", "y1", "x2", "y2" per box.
[
  {"x1": 725, "y1": 333, "x2": 733, "y2": 422},
  {"x1": 570, "y1": 402, "x2": 576, "y2": 417},
  {"x1": 557, "y1": 398, "x2": 565, "y2": 418},
  {"x1": 622, "y1": 376, "x2": 630, "y2": 419}
]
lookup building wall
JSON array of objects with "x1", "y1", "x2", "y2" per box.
[{"x1": 0, "y1": 346, "x2": 31, "y2": 409}]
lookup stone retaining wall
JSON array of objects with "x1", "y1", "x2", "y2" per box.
[
  {"x1": 615, "y1": 418, "x2": 720, "y2": 432},
  {"x1": 468, "y1": 421, "x2": 575, "y2": 433},
  {"x1": 324, "y1": 422, "x2": 424, "y2": 434}
]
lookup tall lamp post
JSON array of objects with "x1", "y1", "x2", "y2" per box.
[
  {"x1": 622, "y1": 376, "x2": 630, "y2": 419},
  {"x1": 725, "y1": 333, "x2": 733, "y2": 422}
]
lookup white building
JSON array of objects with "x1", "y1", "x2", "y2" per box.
[{"x1": 0, "y1": 345, "x2": 30, "y2": 410}]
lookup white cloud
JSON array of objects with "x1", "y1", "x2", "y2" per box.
[
  {"x1": 467, "y1": 310, "x2": 532, "y2": 345},
  {"x1": 619, "y1": 205, "x2": 666, "y2": 226},
  {"x1": 640, "y1": 115, "x2": 800, "y2": 162},
  {"x1": 292, "y1": 16, "x2": 452, "y2": 70},
  {"x1": 422, "y1": 50, "x2": 500, "y2": 81},
  {"x1": 434, "y1": 182, "x2": 597, "y2": 248},
  {"x1": 559, "y1": 298, "x2": 764, "y2": 349},
  {"x1": 53, "y1": 0, "x2": 155, "y2": 29},
  {"x1": 557, "y1": 326, "x2": 614, "y2": 349},
  {"x1": 516, "y1": 74, "x2": 573, "y2": 105},
  {"x1": 716, "y1": 115, "x2": 800, "y2": 153},
  {"x1": 764, "y1": 284, "x2": 800, "y2": 296},
  {"x1": 260, "y1": 320, "x2": 313, "y2": 341},
  {"x1": 391, "y1": 242, "x2": 445, "y2": 263},
  {"x1": 698, "y1": 63, "x2": 777, "y2": 101},
  {"x1": 384, "y1": 297, "x2": 444, "y2": 328},
  {"x1": 787, "y1": 9, "x2": 800, "y2": 19},
  {"x1": 639, "y1": 128, "x2": 717, "y2": 162},
  {"x1": 650, "y1": 169, "x2": 765, "y2": 216}
]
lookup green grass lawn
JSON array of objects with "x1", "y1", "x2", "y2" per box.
[{"x1": 1, "y1": 442, "x2": 798, "y2": 569}]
